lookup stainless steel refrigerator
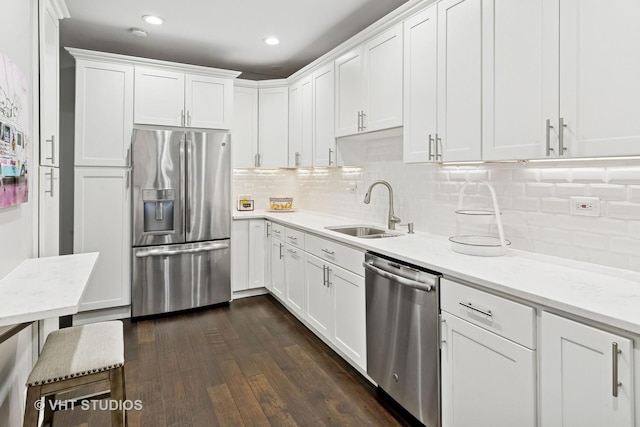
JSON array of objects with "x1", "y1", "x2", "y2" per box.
[{"x1": 131, "y1": 128, "x2": 231, "y2": 317}]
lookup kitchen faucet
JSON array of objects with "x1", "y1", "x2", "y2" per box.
[{"x1": 363, "y1": 180, "x2": 401, "y2": 230}]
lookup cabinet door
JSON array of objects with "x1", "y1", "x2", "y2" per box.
[
  {"x1": 74, "y1": 168, "x2": 131, "y2": 311},
  {"x1": 185, "y1": 74, "x2": 232, "y2": 129},
  {"x1": 270, "y1": 238, "x2": 285, "y2": 300},
  {"x1": 559, "y1": 0, "x2": 640, "y2": 157},
  {"x1": 39, "y1": 1, "x2": 59, "y2": 167},
  {"x1": 312, "y1": 63, "x2": 336, "y2": 166},
  {"x1": 258, "y1": 87, "x2": 289, "y2": 168},
  {"x1": 363, "y1": 24, "x2": 403, "y2": 133},
  {"x1": 482, "y1": 0, "x2": 556, "y2": 161},
  {"x1": 284, "y1": 244, "x2": 305, "y2": 317},
  {"x1": 75, "y1": 60, "x2": 134, "y2": 167},
  {"x1": 264, "y1": 221, "x2": 272, "y2": 291},
  {"x1": 134, "y1": 67, "x2": 185, "y2": 127},
  {"x1": 441, "y1": 312, "x2": 536, "y2": 427},
  {"x1": 248, "y1": 220, "x2": 266, "y2": 289},
  {"x1": 437, "y1": 0, "x2": 482, "y2": 162},
  {"x1": 231, "y1": 220, "x2": 249, "y2": 292},
  {"x1": 540, "y1": 312, "x2": 634, "y2": 427},
  {"x1": 330, "y1": 265, "x2": 366, "y2": 369},
  {"x1": 403, "y1": 5, "x2": 438, "y2": 163},
  {"x1": 304, "y1": 253, "x2": 331, "y2": 340},
  {"x1": 334, "y1": 47, "x2": 364, "y2": 137},
  {"x1": 233, "y1": 85, "x2": 259, "y2": 168},
  {"x1": 38, "y1": 166, "x2": 59, "y2": 257},
  {"x1": 288, "y1": 77, "x2": 313, "y2": 167}
]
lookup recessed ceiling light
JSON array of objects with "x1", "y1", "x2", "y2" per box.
[
  {"x1": 130, "y1": 28, "x2": 147, "y2": 37},
  {"x1": 264, "y1": 37, "x2": 280, "y2": 46},
  {"x1": 142, "y1": 15, "x2": 164, "y2": 25}
]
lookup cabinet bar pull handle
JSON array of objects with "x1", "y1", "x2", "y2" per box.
[
  {"x1": 613, "y1": 342, "x2": 622, "y2": 397},
  {"x1": 328, "y1": 148, "x2": 334, "y2": 165},
  {"x1": 288, "y1": 236, "x2": 297, "y2": 241},
  {"x1": 435, "y1": 133, "x2": 442, "y2": 160},
  {"x1": 459, "y1": 302, "x2": 493, "y2": 318},
  {"x1": 279, "y1": 243, "x2": 283, "y2": 259},
  {"x1": 323, "y1": 265, "x2": 327, "y2": 287},
  {"x1": 321, "y1": 248, "x2": 335, "y2": 256},
  {"x1": 327, "y1": 267, "x2": 332, "y2": 287},
  {"x1": 44, "y1": 170, "x2": 55, "y2": 197},
  {"x1": 361, "y1": 111, "x2": 366, "y2": 131},
  {"x1": 545, "y1": 119, "x2": 555, "y2": 156},
  {"x1": 428, "y1": 134, "x2": 434, "y2": 160},
  {"x1": 266, "y1": 222, "x2": 271, "y2": 237},
  {"x1": 45, "y1": 135, "x2": 55, "y2": 163},
  {"x1": 357, "y1": 111, "x2": 362, "y2": 131},
  {"x1": 559, "y1": 117, "x2": 568, "y2": 155},
  {"x1": 287, "y1": 248, "x2": 297, "y2": 255}
]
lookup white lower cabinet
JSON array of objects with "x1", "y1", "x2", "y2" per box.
[
  {"x1": 231, "y1": 219, "x2": 266, "y2": 292},
  {"x1": 74, "y1": 168, "x2": 131, "y2": 311},
  {"x1": 270, "y1": 233, "x2": 285, "y2": 301},
  {"x1": 284, "y1": 244, "x2": 305, "y2": 317},
  {"x1": 441, "y1": 278, "x2": 536, "y2": 427},
  {"x1": 304, "y1": 253, "x2": 331, "y2": 339},
  {"x1": 441, "y1": 312, "x2": 536, "y2": 427},
  {"x1": 540, "y1": 312, "x2": 634, "y2": 427}
]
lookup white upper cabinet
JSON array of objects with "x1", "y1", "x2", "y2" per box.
[
  {"x1": 39, "y1": 0, "x2": 67, "y2": 168},
  {"x1": 335, "y1": 24, "x2": 403, "y2": 137},
  {"x1": 403, "y1": 4, "x2": 438, "y2": 163},
  {"x1": 540, "y1": 312, "x2": 634, "y2": 427},
  {"x1": 437, "y1": 0, "x2": 483, "y2": 162},
  {"x1": 312, "y1": 62, "x2": 336, "y2": 166},
  {"x1": 75, "y1": 60, "x2": 134, "y2": 167},
  {"x1": 232, "y1": 82, "x2": 259, "y2": 168},
  {"x1": 482, "y1": 0, "x2": 556, "y2": 160},
  {"x1": 557, "y1": 0, "x2": 640, "y2": 158},
  {"x1": 288, "y1": 75, "x2": 313, "y2": 167},
  {"x1": 134, "y1": 67, "x2": 233, "y2": 129},
  {"x1": 258, "y1": 85, "x2": 289, "y2": 168}
]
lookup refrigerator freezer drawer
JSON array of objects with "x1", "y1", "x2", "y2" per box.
[{"x1": 132, "y1": 240, "x2": 231, "y2": 317}]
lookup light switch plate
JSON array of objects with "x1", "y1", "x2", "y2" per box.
[{"x1": 570, "y1": 196, "x2": 600, "y2": 217}]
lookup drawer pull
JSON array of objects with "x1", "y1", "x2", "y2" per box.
[
  {"x1": 321, "y1": 248, "x2": 335, "y2": 256},
  {"x1": 288, "y1": 236, "x2": 297, "y2": 241},
  {"x1": 287, "y1": 248, "x2": 297, "y2": 255},
  {"x1": 459, "y1": 302, "x2": 493, "y2": 318}
]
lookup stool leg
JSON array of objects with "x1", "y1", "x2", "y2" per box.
[
  {"x1": 109, "y1": 366, "x2": 126, "y2": 427},
  {"x1": 23, "y1": 385, "x2": 42, "y2": 427},
  {"x1": 42, "y1": 394, "x2": 55, "y2": 426}
]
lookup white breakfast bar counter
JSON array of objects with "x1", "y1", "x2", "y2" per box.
[
  {"x1": 235, "y1": 210, "x2": 640, "y2": 335},
  {"x1": 0, "y1": 253, "x2": 99, "y2": 341}
]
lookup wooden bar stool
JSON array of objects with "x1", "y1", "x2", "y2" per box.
[{"x1": 23, "y1": 321, "x2": 126, "y2": 426}]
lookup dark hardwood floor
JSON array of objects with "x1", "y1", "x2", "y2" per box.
[{"x1": 53, "y1": 295, "x2": 416, "y2": 426}]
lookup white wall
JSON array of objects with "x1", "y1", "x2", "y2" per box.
[
  {"x1": 234, "y1": 135, "x2": 640, "y2": 273},
  {"x1": 0, "y1": 0, "x2": 38, "y2": 424}
]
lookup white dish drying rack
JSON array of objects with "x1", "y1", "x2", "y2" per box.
[{"x1": 449, "y1": 180, "x2": 510, "y2": 257}]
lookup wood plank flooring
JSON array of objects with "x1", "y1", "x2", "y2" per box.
[{"x1": 53, "y1": 295, "x2": 416, "y2": 426}]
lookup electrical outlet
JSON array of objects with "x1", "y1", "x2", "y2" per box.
[{"x1": 570, "y1": 196, "x2": 601, "y2": 217}]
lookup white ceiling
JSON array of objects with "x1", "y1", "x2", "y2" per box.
[{"x1": 60, "y1": 0, "x2": 409, "y2": 80}]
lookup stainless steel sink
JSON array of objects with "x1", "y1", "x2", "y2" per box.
[{"x1": 325, "y1": 225, "x2": 401, "y2": 239}]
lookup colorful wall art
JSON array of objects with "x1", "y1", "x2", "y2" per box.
[{"x1": 0, "y1": 51, "x2": 30, "y2": 208}]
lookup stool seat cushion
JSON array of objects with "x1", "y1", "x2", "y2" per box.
[{"x1": 27, "y1": 321, "x2": 124, "y2": 387}]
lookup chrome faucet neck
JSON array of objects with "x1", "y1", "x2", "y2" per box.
[{"x1": 363, "y1": 180, "x2": 401, "y2": 230}]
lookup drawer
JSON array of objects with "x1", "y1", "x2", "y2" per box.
[
  {"x1": 441, "y1": 278, "x2": 536, "y2": 349},
  {"x1": 285, "y1": 227, "x2": 305, "y2": 250},
  {"x1": 269, "y1": 222, "x2": 285, "y2": 241},
  {"x1": 306, "y1": 234, "x2": 364, "y2": 276}
]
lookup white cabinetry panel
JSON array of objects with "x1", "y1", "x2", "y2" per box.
[
  {"x1": 75, "y1": 60, "x2": 134, "y2": 166},
  {"x1": 335, "y1": 48, "x2": 364, "y2": 137},
  {"x1": 312, "y1": 63, "x2": 336, "y2": 166},
  {"x1": 258, "y1": 86, "x2": 289, "y2": 168},
  {"x1": 74, "y1": 168, "x2": 131, "y2": 311},
  {"x1": 134, "y1": 67, "x2": 185, "y2": 127},
  {"x1": 185, "y1": 74, "x2": 232, "y2": 129},
  {"x1": 331, "y1": 264, "x2": 366, "y2": 369},
  {"x1": 232, "y1": 84, "x2": 258, "y2": 168}
]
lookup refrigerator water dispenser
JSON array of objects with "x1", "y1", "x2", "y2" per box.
[{"x1": 142, "y1": 189, "x2": 175, "y2": 234}]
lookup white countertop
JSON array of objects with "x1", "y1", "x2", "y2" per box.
[
  {"x1": 235, "y1": 210, "x2": 640, "y2": 335},
  {"x1": 0, "y1": 253, "x2": 99, "y2": 328}
]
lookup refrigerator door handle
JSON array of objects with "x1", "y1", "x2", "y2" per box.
[
  {"x1": 135, "y1": 242, "x2": 230, "y2": 258},
  {"x1": 185, "y1": 138, "x2": 192, "y2": 234}
]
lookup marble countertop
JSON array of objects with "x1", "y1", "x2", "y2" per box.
[
  {"x1": 0, "y1": 253, "x2": 99, "y2": 328},
  {"x1": 234, "y1": 210, "x2": 640, "y2": 335}
]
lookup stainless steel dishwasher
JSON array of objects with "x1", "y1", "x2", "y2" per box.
[{"x1": 363, "y1": 252, "x2": 441, "y2": 427}]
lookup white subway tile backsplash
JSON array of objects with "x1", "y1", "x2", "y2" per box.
[
  {"x1": 608, "y1": 167, "x2": 640, "y2": 184},
  {"x1": 587, "y1": 184, "x2": 627, "y2": 201},
  {"x1": 572, "y1": 168, "x2": 607, "y2": 183},
  {"x1": 235, "y1": 137, "x2": 640, "y2": 272}
]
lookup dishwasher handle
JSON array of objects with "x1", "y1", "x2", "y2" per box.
[{"x1": 363, "y1": 261, "x2": 434, "y2": 292}]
